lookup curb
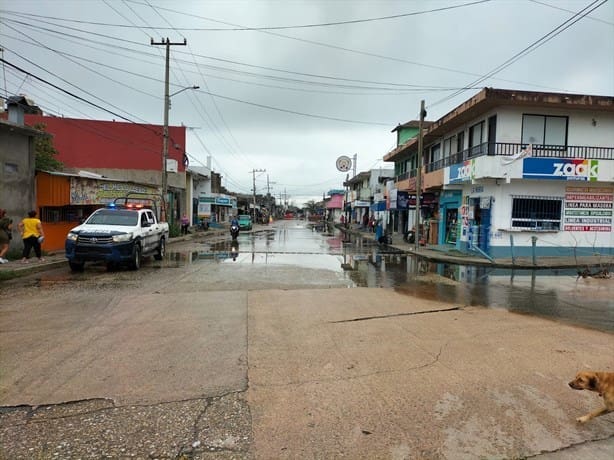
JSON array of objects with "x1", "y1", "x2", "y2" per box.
[{"x1": 0, "y1": 229, "x2": 229, "y2": 280}]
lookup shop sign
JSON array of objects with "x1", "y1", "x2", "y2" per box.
[
  {"x1": 564, "y1": 186, "x2": 613, "y2": 232},
  {"x1": 523, "y1": 158, "x2": 599, "y2": 181},
  {"x1": 199, "y1": 195, "x2": 237, "y2": 207},
  {"x1": 70, "y1": 178, "x2": 159, "y2": 205},
  {"x1": 397, "y1": 191, "x2": 409, "y2": 209},
  {"x1": 396, "y1": 192, "x2": 437, "y2": 209},
  {"x1": 389, "y1": 189, "x2": 398, "y2": 210},
  {"x1": 353, "y1": 200, "x2": 370, "y2": 207},
  {"x1": 449, "y1": 160, "x2": 474, "y2": 183}
]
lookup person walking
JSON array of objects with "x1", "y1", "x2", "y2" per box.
[
  {"x1": 18, "y1": 210, "x2": 45, "y2": 263},
  {"x1": 0, "y1": 209, "x2": 12, "y2": 263},
  {"x1": 180, "y1": 213, "x2": 190, "y2": 235}
]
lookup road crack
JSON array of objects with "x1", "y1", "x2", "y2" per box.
[{"x1": 329, "y1": 306, "x2": 461, "y2": 323}]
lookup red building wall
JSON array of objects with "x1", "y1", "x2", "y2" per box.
[{"x1": 24, "y1": 115, "x2": 186, "y2": 172}]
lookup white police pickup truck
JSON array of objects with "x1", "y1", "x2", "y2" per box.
[{"x1": 65, "y1": 203, "x2": 169, "y2": 271}]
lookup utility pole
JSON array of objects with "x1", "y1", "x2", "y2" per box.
[
  {"x1": 415, "y1": 99, "x2": 426, "y2": 250},
  {"x1": 251, "y1": 168, "x2": 266, "y2": 220},
  {"x1": 151, "y1": 37, "x2": 186, "y2": 222},
  {"x1": 266, "y1": 174, "x2": 276, "y2": 213}
]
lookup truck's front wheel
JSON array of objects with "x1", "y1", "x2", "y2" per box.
[
  {"x1": 129, "y1": 243, "x2": 142, "y2": 270},
  {"x1": 69, "y1": 261, "x2": 85, "y2": 272},
  {"x1": 154, "y1": 237, "x2": 165, "y2": 260}
]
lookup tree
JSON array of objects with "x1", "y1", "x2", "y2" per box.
[
  {"x1": 304, "y1": 200, "x2": 319, "y2": 214},
  {"x1": 33, "y1": 123, "x2": 63, "y2": 171}
]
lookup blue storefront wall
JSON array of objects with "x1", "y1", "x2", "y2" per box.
[{"x1": 438, "y1": 190, "x2": 462, "y2": 246}]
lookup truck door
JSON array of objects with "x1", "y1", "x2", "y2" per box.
[
  {"x1": 139, "y1": 212, "x2": 152, "y2": 253},
  {"x1": 147, "y1": 211, "x2": 158, "y2": 252}
]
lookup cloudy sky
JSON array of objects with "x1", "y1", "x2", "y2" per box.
[{"x1": 1, "y1": 0, "x2": 613, "y2": 205}]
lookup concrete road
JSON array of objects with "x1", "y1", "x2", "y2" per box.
[
  {"x1": 247, "y1": 287, "x2": 613, "y2": 459},
  {"x1": 0, "y1": 224, "x2": 612, "y2": 459}
]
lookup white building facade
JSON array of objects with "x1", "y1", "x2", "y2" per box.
[{"x1": 386, "y1": 88, "x2": 614, "y2": 258}]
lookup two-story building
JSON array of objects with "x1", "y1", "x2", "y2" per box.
[
  {"x1": 344, "y1": 168, "x2": 394, "y2": 226},
  {"x1": 384, "y1": 88, "x2": 614, "y2": 257}
]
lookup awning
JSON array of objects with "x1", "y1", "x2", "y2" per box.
[{"x1": 326, "y1": 194, "x2": 344, "y2": 209}]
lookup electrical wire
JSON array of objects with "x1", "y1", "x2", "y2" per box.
[
  {"x1": 119, "y1": 0, "x2": 572, "y2": 93},
  {"x1": 528, "y1": 0, "x2": 614, "y2": 26},
  {"x1": 192, "y1": 87, "x2": 392, "y2": 126},
  {"x1": 0, "y1": 1, "x2": 493, "y2": 31},
  {"x1": 0, "y1": 6, "x2": 570, "y2": 93},
  {"x1": 428, "y1": 0, "x2": 609, "y2": 109},
  {"x1": 1, "y1": 16, "x2": 473, "y2": 93}
]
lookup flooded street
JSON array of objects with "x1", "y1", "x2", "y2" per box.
[
  {"x1": 170, "y1": 220, "x2": 614, "y2": 333},
  {"x1": 3, "y1": 220, "x2": 613, "y2": 459}
]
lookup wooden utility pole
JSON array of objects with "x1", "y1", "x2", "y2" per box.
[
  {"x1": 251, "y1": 169, "x2": 266, "y2": 220},
  {"x1": 415, "y1": 100, "x2": 426, "y2": 250},
  {"x1": 151, "y1": 37, "x2": 186, "y2": 222}
]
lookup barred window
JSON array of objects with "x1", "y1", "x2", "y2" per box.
[
  {"x1": 40, "y1": 205, "x2": 100, "y2": 223},
  {"x1": 511, "y1": 196, "x2": 562, "y2": 230}
]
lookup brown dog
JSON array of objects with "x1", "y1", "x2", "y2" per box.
[{"x1": 568, "y1": 371, "x2": 614, "y2": 423}]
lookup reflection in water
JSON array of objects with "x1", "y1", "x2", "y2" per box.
[{"x1": 166, "y1": 227, "x2": 613, "y2": 333}]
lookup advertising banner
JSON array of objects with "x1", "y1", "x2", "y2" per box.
[
  {"x1": 70, "y1": 178, "x2": 159, "y2": 205},
  {"x1": 388, "y1": 188, "x2": 397, "y2": 210},
  {"x1": 397, "y1": 191, "x2": 409, "y2": 209},
  {"x1": 199, "y1": 195, "x2": 237, "y2": 207},
  {"x1": 563, "y1": 186, "x2": 613, "y2": 232},
  {"x1": 449, "y1": 160, "x2": 474, "y2": 183},
  {"x1": 523, "y1": 158, "x2": 599, "y2": 181}
]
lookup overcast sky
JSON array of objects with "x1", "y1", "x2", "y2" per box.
[{"x1": 2, "y1": 0, "x2": 613, "y2": 205}]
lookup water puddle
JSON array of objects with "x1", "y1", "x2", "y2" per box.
[{"x1": 167, "y1": 226, "x2": 613, "y2": 332}]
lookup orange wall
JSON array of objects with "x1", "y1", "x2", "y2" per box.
[
  {"x1": 36, "y1": 173, "x2": 72, "y2": 253},
  {"x1": 37, "y1": 172, "x2": 70, "y2": 206},
  {"x1": 41, "y1": 222, "x2": 73, "y2": 254}
]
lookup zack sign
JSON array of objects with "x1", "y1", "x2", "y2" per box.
[
  {"x1": 522, "y1": 158, "x2": 598, "y2": 181},
  {"x1": 449, "y1": 160, "x2": 474, "y2": 183}
]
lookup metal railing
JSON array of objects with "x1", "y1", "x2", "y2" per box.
[{"x1": 395, "y1": 142, "x2": 613, "y2": 182}]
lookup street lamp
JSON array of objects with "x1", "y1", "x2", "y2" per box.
[{"x1": 161, "y1": 85, "x2": 199, "y2": 222}]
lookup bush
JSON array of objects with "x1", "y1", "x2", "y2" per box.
[{"x1": 169, "y1": 222, "x2": 181, "y2": 238}]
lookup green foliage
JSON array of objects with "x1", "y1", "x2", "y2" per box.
[
  {"x1": 303, "y1": 200, "x2": 319, "y2": 213},
  {"x1": 169, "y1": 222, "x2": 181, "y2": 238},
  {"x1": 33, "y1": 123, "x2": 63, "y2": 171}
]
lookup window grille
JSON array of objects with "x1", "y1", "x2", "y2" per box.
[
  {"x1": 40, "y1": 205, "x2": 99, "y2": 223},
  {"x1": 511, "y1": 195, "x2": 563, "y2": 230}
]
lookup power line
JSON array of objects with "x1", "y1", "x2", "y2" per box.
[
  {"x1": 429, "y1": 0, "x2": 609, "y2": 109},
  {"x1": 0, "y1": 17, "x2": 469, "y2": 92},
  {"x1": 0, "y1": 1, "x2": 493, "y2": 31},
  {"x1": 117, "y1": 1, "x2": 572, "y2": 93},
  {"x1": 1, "y1": 57, "x2": 153, "y2": 126},
  {"x1": 0, "y1": 4, "x2": 571, "y2": 93},
  {"x1": 528, "y1": 0, "x2": 614, "y2": 26},
  {"x1": 193, "y1": 88, "x2": 392, "y2": 126}
]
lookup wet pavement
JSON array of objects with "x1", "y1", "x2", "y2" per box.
[{"x1": 1, "y1": 220, "x2": 613, "y2": 459}]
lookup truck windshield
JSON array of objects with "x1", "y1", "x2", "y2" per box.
[{"x1": 87, "y1": 210, "x2": 138, "y2": 226}]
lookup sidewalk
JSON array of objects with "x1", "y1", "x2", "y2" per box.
[
  {"x1": 339, "y1": 224, "x2": 614, "y2": 270},
  {"x1": 0, "y1": 227, "x2": 229, "y2": 280}
]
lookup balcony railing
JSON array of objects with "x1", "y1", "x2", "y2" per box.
[
  {"x1": 395, "y1": 142, "x2": 614, "y2": 182},
  {"x1": 395, "y1": 169, "x2": 417, "y2": 181}
]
